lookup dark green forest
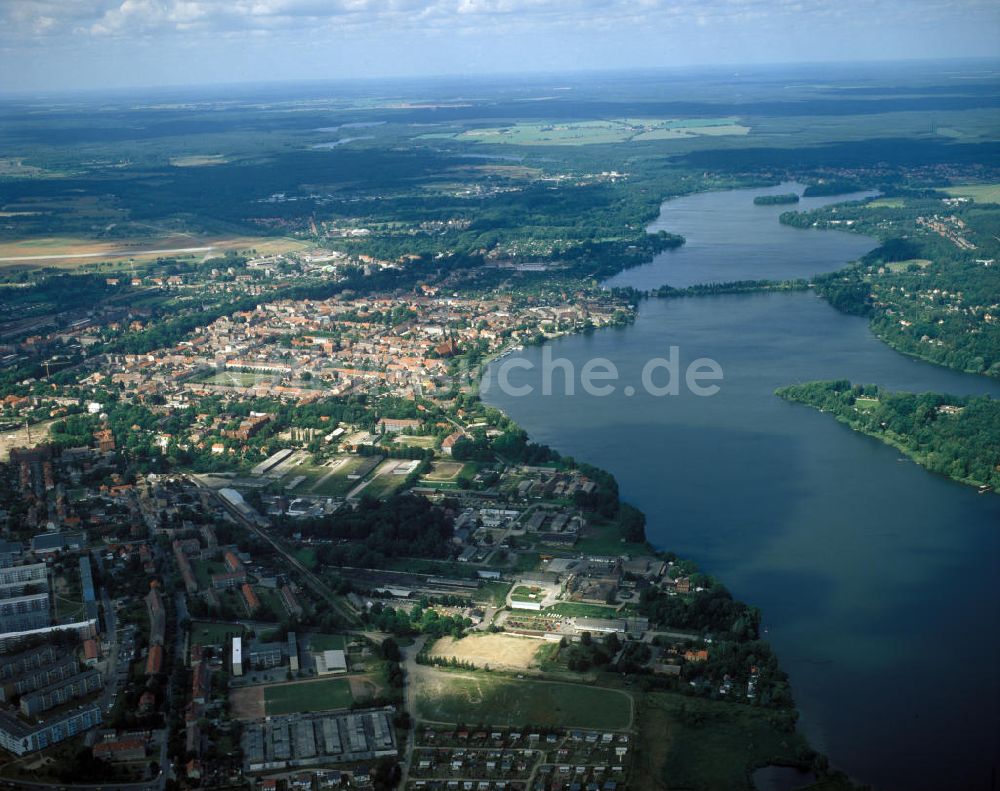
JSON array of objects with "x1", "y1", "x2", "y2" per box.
[{"x1": 777, "y1": 380, "x2": 1000, "y2": 490}]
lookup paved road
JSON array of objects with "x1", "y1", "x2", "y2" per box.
[
  {"x1": 397, "y1": 635, "x2": 429, "y2": 789},
  {"x1": 473, "y1": 605, "x2": 498, "y2": 631},
  {"x1": 0, "y1": 778, "x2": 163, "y2": 791}
]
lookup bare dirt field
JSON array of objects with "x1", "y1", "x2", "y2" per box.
[
  {"x1": 427, "y1": 633, "x2": 547, "y2": 671},
  {"x1": 0, "y1": 419, "x2": 55, "y2": 462},
  {"x1": 423, "y1": 461, "x2": 465, "y2": 481},
  {"x1": 349, "y1": 674, "x2": 383, "y2": 703},
  {"x1": 229, "y1": 685, "x2": 265, "y2": 719}
]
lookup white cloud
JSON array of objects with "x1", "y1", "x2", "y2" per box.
[
  {"x1": 0, "y1": 0, "x2": 996, "y2": 89},
  {"x1": 1, "y1": 0, "x2": 985, "y2": 43}
]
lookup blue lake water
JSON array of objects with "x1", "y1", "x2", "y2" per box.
[
  {"x1": 603, "y1": 182, "x2": 877, "y2": 289},
  {"x1": 483, "y1": 184, "x2": 1000, "y2": 791}
]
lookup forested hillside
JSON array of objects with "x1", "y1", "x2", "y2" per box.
[{"x1": 777, "y1": 380, "x2": 1000, "y2": 490}]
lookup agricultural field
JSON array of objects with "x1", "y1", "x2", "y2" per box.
[
  {"x1": 943, "y1": 183, "x2": 1000, "y2": 204},
  {"x1": 264, "y1": 677, "x2": 355, "y2": 715},
  {"x1": 427, "y1": 633, "x2": 547, "y2": 671},
  {"x1": 414, "y1": 670, "x2": 632, "y2": 730},
  {"x1": 422, "y1": 117, "x2": 749, "y2": 146},
  {"x1": 190, "y1": 620, "x2": 244, "y2": 647}
]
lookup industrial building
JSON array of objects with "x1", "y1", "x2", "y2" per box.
[
  {"x1": 30, "y1": 532, "x2": 84, "y2": 555},
  {"x1": 314, "y1": 649, "x2": 347, "y2": 675}
]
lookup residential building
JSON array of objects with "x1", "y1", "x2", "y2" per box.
[
  {"x1": 0, "y1": 656, "x2": 79, "y2": 702},
  {"x1": 20, "y1": 669, "x2": 103, "y2": 716},
  {"x1": 232, "y1": 636, "x2": 243, "y2": 676},
  {"x1": 0, "y1": 705, "x2": 102, "y2": 756}
]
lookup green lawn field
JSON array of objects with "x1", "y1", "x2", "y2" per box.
[
  {"x1": 356, "y1": 459, "x2": 411, "y2": 498},
  {"x1": 264, "y1": 677, "x2": 354, "y2": 715},
  {"x1": 943, "y1": 183, "x2": 1000, "y2": 204},
  {"x1": 309, "y1": 633, "x2": 347, "y2": 651},
  {"x1": 415, "y1": 672, "x2": 632, "y2": 729},
  {"x1": 510, "y1": 585, "x2": 543, "y2": 603},
  {"x1": 284, "y1": 455, "x2": 379, "y2": 497}
]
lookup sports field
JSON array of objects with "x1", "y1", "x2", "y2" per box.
[
  {"x1": 264, "y1": 677, "x2": 354, "y2": 715},
  {"x1": 414, "y1": 670, "x2": 632, "y2": 729},
  {"x1": 427, "y1": 633, "x2": 545, "y2": 671},
  {"x1": 422, "y1": 461, "x2": 465, "y2": 481}
]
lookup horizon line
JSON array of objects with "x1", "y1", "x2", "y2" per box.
[{"x1": 2, "y1": 55, "x2": 999, "y2": 101}]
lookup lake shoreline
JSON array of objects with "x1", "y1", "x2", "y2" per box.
[{"x1": 482, "y1": 184, "x2": 1000, "y2": 791}]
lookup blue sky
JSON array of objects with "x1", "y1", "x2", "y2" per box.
[{"x1": 2, "y1": 0, "x2": 999, "y2": 92}]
